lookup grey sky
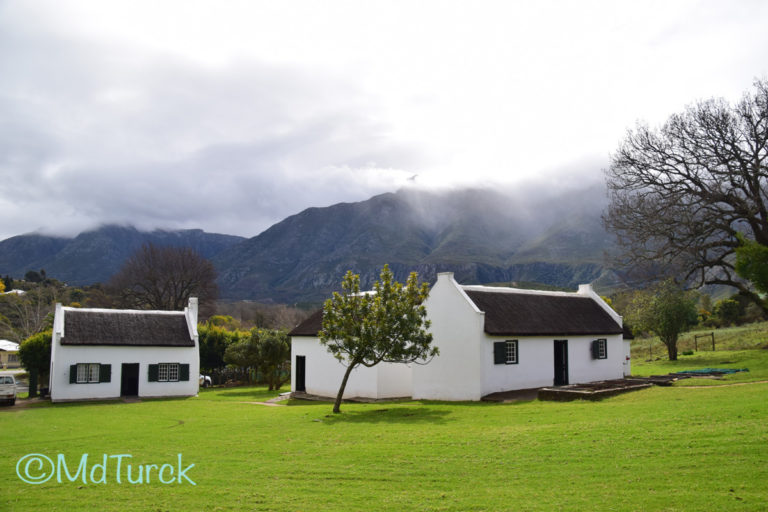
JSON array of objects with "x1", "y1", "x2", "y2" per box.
[{"x1": 1, "y1": 0, "x2": 767, "y2": 240}]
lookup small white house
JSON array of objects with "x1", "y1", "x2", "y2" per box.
[
  {"x1": 290, "y1": 273, "x2": 630, "y2": 401},
  {"x1": 49, "y1": 298, "x2": 200, "y2": 403},
  {"x1": 0, "y1": 339, "x2": 20, "y2": 369},
  {"x1": 289, "y1": 310, "x2": 413, "y2": 400}
]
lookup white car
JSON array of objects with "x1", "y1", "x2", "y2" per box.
[
  {"x1": 0, "y1": 375, "x2": 16, "y2": 405},
  {"x1": 199, "y1": 374, "x2": 212, "y2": 388}
]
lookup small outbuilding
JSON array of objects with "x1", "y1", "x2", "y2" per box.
[
  {"x1": 49, "y1": 298, "x2": 200, "y2": 402},
  {"x1": 0, "y1": 339, "x2": 20, "y2": 369},
  {"x1": 289, "y1": 310, "x2": 412, "y2": 400}
]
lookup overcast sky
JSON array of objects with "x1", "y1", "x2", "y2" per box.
[{"x1": 1, "y1": 0, "x2": 767, "y2": 241}]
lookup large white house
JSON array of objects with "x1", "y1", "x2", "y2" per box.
[
  {"x1": 290, "y1": 273, "x2": 630, "y2": 401},
  {"x1": 49, "y1": 298, "x2": 200, "y2": 402}
]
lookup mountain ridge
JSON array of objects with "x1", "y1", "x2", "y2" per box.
[{"x1": 0, "y1": 186, "x2": 619, "y2": 302}]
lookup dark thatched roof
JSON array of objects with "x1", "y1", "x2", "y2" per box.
[
  {"x1": 61, "y1": 309, "x2": 194, "y2": 347},
  {"x1": 464, "y1": 290, "x2": 623, "y2": 336},
  {"x1": 289, "y1": 309, "x2": 323, "y2": 337}
]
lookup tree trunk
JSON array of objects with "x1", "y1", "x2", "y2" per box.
[
  {"x1": 28, "y1": 369, "x2": 38, "y2": 398},
  {"x1": 664, "y1": 338, "x2": 678, "y2": 361},
  {"x1": 333, "y1": 362, "x2": 357, "y2": 414}
]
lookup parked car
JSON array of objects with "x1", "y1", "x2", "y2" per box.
[
  {"x1": 0, "y1": 374, "x2": 16, "y2": 405},
  {"x1": 199, "y1": 374, "x2": 212, "y2": 388}
]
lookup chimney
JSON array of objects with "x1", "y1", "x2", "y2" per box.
[{"x1": 187, "y1": 297, "x2": 198, "y2": 326}]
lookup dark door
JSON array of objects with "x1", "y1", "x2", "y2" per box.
[
  {"x1": 295, "y1": 356, "x2": 306, "y2": 392},
  {"x1": 121, "y1": 363, "x2": 139, "y2": 396},
  {"x1": 554, "y1": 340, "x2": 569, "y2": 386}
]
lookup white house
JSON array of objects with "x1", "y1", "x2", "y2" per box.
[
  {"x1": 290, "y1": 273, "x2": 630, "y2": 401},
  {"x1": 0, "y1": 339, "x2": 20, "y2": 369},
  {"x1": 289, "y1": 310, "x2": 413, "y2": 400},
  {"x1": 49, "y1": 298, "x2": 200, "y2": 402},
  {"x1": 412, "y1": 273, "x2": 629, "y2": 401}
]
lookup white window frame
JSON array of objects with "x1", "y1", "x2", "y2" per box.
[
  {"x1": 157, "y1": 363, "x2": 180, "y2": 382},
  {"x1": 77, "y1": 363, "x2": 100, "y2": 383},
  {"x1": 505, "y1": 340, "x2": 518, "y2": 364}
]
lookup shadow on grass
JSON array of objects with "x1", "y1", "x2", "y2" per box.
[
  {"x1": 316, "y1": 406, "x2": 453, "y2": 425},
  {"x1": 197, "y1": 386, "x2": 287, "y2": 401}
]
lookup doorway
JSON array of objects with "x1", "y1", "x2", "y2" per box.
[
  {"x1": 295, "y1": 356, "x2": 306, "y2": 392},
  {"x1": 553, "y1": 340, "x2": 569, "y2": 386},
  {"x1": 121, "y1": 363, "x2": 139, "y2": 397}
]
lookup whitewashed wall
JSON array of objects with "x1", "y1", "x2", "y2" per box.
[
  {"x1": 412, "y1": 273, "x2": 486, "y2": 401},
  {"x1": 623, "y1": 340, "x2": 632, "y2": 376},
  {"x1": 49, "y1": 345, "x2": 200, "y2": 402},
  {"x1": 290, "y1": 336, "x2": 412, "y2": 399}
]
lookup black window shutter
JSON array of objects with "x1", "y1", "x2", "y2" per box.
[
  {"x1": 99, "y1": 364, "x2": 111, "y2": 383},
  {"x1": 179, "y1": 364, "x2": 190, "y2": 382},
  {"x1": 69, "y1": 364, "x2": 78, "y2": 384},
  {"x1": 493, "y1": 342, "x2": 506, "y2": 364},
  {"x1": 591, "y1": 340, "x2": 600, "y2": 359},
  {"x1": 148, "y1": 364, "x2": 159, "y2": 382}
]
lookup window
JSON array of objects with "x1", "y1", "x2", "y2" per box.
[
  {"x1": 148, "y1": 363, "x2": 189, "y2": 382},
  {"x1": 592, "y1": 339, "x2": 608, "y2": 360},
  {"x1": 70, "y1": 363, "x2": 111, "y2": 384},
  {"x1": 158, "y1": 363, "x2": 179, "y2": 382},
  {"x1": 494, "y1": 340, "x2": 519, "y2": 365}
]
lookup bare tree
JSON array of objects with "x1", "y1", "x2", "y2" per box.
[
  {"x1": 604, "y1": 79, "x2": 768, "y2": 311},
  {"x1": 108, "y1": 243, "x2": 218, "y2": 313}
]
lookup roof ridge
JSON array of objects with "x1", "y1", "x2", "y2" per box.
[{"x1": 460, "y1": 285, "x2": 581, "y2": 297}]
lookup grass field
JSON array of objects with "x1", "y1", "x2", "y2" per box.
[
  {"x1": 2, "y1": 322, "x2": 767, "y2": 511},
  {"x1": 2, "y1": 379, "x2": 767, "y2": 511}
]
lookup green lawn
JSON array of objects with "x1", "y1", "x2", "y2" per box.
[
  {"x1": 2, "y1": 381, "x2": 767, "y2": 511},
  {"x1": 631, "y1": 321, "x2": 768, "y2": 386}
]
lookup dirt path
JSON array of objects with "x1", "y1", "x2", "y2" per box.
[
  {"x1": 238, "y1": 401, "x2": 285, "y2": 407},
  {"x1": 678, "y1": 379, "x2": 768, "y2": 389}
]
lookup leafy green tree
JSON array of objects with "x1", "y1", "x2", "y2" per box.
[
  {"x1": 198, "y1": 324, "x2": 237, "y2": 373},
  {"x1": 735, "y1": 236, "x2": 768, "y2": 296},
  {"x1": 713, "y1": 298, "x2": 742, "y2": 327},
  {"x1": 257, "y1": 329, "x2": 290, "y2": 391},
  {"x1": 223, "y1": 333, "x2": 260, "y2": 383},
  {"x1": 625, "y1": 280, "x2": 698, "y2": 360},
  {"x1": 18, "y1": 330, "x2": 52, "y2": 398},
  {"x1": 320, "y1": 264, "x2": 437, "y2": 413}
]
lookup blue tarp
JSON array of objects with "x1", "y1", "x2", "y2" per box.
[{"x1": 673, "y1": 368, "x2": 749, "y2": 375}]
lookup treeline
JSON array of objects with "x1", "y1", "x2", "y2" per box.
[{"x1": 198, "y1": 316, "x2": 292, "y2": 390}]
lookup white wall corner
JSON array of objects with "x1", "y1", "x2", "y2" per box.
[{"x1": 186, "y1": 297, "x2": 199, "y2": 339}]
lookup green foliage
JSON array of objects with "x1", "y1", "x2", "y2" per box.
[
  {"x1": 0, "y1": 279, "x2": 4, "y2": 294},
  {"x1": 198, "y1": 323, "x2": 239, "y2": 372},
  {"x1": 207, "y1": 314, "x2": 242, "y2": 331},
  {"x1": 320, "y1": 264, "x2": 436, "y2": 413},
  {"x1": 222, "y1": 333, "x2": 260, "y2": 382},
  {"x1": 24, "y1": 270, "x2": 44, "y2": 283},
  {"x1": 18, "y1": 329, "x2": 52, "y2": 397},
  {"x1": 735, "y1": 235, "x2": 768, "y2": 295},
  {"x1": 625, "y1": 279, "x2": 698, "y2": 360},
  {"x1": 713, "y1": 298, "x2": 742, "y2": 327},
  {"x1": 256, "y1": 329, "x2": 290, "y2": 390}
]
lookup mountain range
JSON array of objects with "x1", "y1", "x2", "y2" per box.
[{"x1": 0, "y1": 186, "x2": 619, "y2": 303}]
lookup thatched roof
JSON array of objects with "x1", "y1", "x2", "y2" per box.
[
  {"x1": 464, "y1": 290, "x2": 623, "y2": 336},
  {"x1": 289, "y1": 309, "x2": 323, "y2": 337},
  {"x1": 61, "y1": 309, "x2": 194, "y2": 347}
]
